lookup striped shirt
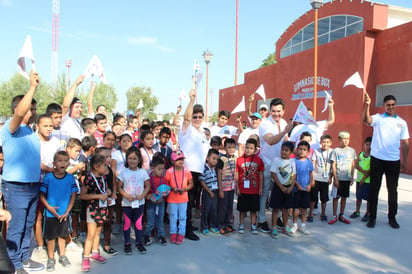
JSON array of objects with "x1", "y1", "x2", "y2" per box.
[
  {"x1": 199, "y1": 164, "x2": 218, "y2": 190},
  {"x1": 219, "y1": 155, "x2": 237, "y2": 191}
]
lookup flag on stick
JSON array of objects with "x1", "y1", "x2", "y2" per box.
[
  {"x1": 321, "y1": 90, "x2": 332, "y2": 113},
  {"x1": 254, "y1": 84, "x2": 266, "y2": 100},
  {"x1": 343, "y1": 72, "x2": 364, "y2": 89},
  {"x1": 231, "y1": 96, "x2": 245, "y2": 114},
  {"x1": 17, "y1": 35, "x2": 36, "y2": 80},
  {"x1": 193, "y1": 59, "x2": 203, "y2": 89},
  {"x1": 136, "y1": 99, "x2": 144, "y2": 109},
  {"x1": 179, "y1": 89, "x2": 188, "y2": 104},
  {"x1": 84, "y1": 55, "x2": 108, "y2": 84},
  {"x1": 292, "y1": 101, "x2": 318, "y2": 126}
]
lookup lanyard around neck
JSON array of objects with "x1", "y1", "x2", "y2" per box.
[{"x1": 91, "y1": 172, "x2": 106, "y2": 194}]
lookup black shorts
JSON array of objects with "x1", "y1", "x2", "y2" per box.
[
  {"x1": 293, "y1": 191, "x2": 310, "y2": 209},
  {"x1": 237, "y1": 193, "x2": 260, "y2": 213},
  {"x1": 43, "y1": 217, "x2": 71, "y2": 240},
  {"x1": 337, "y1": 180, "x2": 350, "y2": 198},
  {"x1": 269, "y1": 184, "x2": 293, "y2": 209},
  {"x1": 311, "y1": 181, "x2": 329, "y2": 203},
  {"x1": 356, "y1": 182, "x2": 370, "y2": 201},
  {"x1": 71, "y1": 195, "x2": 81, "y2": 215}
]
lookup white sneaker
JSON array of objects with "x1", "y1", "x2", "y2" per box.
[
  {"x1": 66, "y1": 241, "x2": 83, "y2": 252},
  {"x1": 290, "y1": 224, "x2": 298, "y2": 234},
  {"x1": 298, "y1": 225, "x2": 311, "y2": 235},
  {"x1": 32, "y1": 246, "x2": 48, "y2": 262}
]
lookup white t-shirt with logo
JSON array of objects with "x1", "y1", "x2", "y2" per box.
[
  {"x1": 270, "y1": 157, "x2": 296, "y2": 186},
  {"x1": 118, "y1": 168, "x2": 149, "y2": 207},
  {"x1": 370, "y1": 113, "x2": 409, "y2": 161},
  {"x1": 259, "y1": 116, "x2": 288, "y2": 165}
]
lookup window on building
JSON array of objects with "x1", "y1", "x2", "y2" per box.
[
  {"x1": 280, "y1": 15, "x2": 364, "y2": 58},
  {"x1": 376, "y1": 81, "x2": 412, "y2": 107}
]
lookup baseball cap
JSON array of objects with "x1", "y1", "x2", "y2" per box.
[
  {"x1": 171, "y1": 150, "x2": 185, "y2": 161},
  {"x1": 259, "y1": 104, "x2": 268, "y2": 111},
  {"x1": 126, "y1": 110, "x2": 135, "y2": 116},
  {"x1": 250, "y1": 112, "x2": 262, "y2": 119}
]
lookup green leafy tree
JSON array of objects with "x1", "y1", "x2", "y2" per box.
[
  {"x1": 162, "y1": 112, "x2": 175, "y2": 122},
  {"x1": 0, "y1": 73, "x2": 51, "y2": 116},
  {"x1": 126, "y1": 86, "x2": 158, "y2": 121},
  {"x1": 87, "y1": 82, "x2": 118, "y2": 116},
  {"x1": 211, "y1": 111, "x2": 218, "y2": 123},
  {"x1": 259, "y1": 52, "x2": 277, "y2": 68}
]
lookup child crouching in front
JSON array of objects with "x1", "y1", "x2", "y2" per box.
[{"x1": 165, "y1": 150, "x2": 193, "y2": 245}]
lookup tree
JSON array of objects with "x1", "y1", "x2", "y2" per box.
[
  {"x1": 162, "y1": 112, "x2": 175, "y2": 122},
  {"x1": 126, "y1": 86, "x2": 159, "y2": 121},
  {"x1": 87, "y1": 82, "x2": 118, "y2": 116},
  {"x1": 211, "y1": 112, "x2": 218, "y2": 123},
  {"x1": 0, "y1": 73, "x2": 50, "y2": 116},
  {"x1": 259, "y1": 52, "x2": 277, "y2": 68}
]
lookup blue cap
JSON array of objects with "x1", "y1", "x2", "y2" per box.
[
  {"x1": 250, "y1": 112, "x2": 262, "y2": 119},
  {"x1": 126, "y1": 110, "x2": 135, "y2": 116}
]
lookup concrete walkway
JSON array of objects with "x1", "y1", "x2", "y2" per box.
[{"x1": 32, "y1": 174, "x2": 412, "y2": 274}]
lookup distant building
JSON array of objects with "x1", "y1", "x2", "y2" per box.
[{"x1": 219, "y1": 0, "x2": 412, "y2": 174}]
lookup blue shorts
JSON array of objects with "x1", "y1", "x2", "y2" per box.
[{"x1": 356, "y1": 182, "x2": 370, "y2": 201}]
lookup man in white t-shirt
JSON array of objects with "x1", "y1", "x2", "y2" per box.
[
  {"x1": 61, "y1": 75, "x2": 85, "y2": 140},
  {"x1": 290, "y1": 98, "x2": 335, "y2": 150},
  {"x1": 363, "y1": 94, "x2": 409, "y2": 229},
  {"x1": 209, "y1": 110, "x2": 240, "y2": 138},
  {"x1": 238, "y1": 112, "x2": 262, "y2": 156},
  {"x1": 257, "y1": 98, "x2": 294, "y2": 233},
  {"x1": 178, "y1": 78, "x2": 210, "y2": 241}
]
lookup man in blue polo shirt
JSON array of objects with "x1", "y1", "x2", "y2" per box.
[
  {"x1": 363, "y1": 94, "x2": 409, "y2": 229},
  {"x1": 1, "y1": 71, "x2": 44, "y2": 273}
]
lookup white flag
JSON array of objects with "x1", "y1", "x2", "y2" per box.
[
  {"x1": 255, "y1": 84, "x2": 266, "y2": 100},
  {"x1": 292, "y1": 101, "x2": 318, "y2": 126},
  {"x1": 321, "y1": 90, "x2": 332, "y2": 113},
  {"x1": 84, "y1": 55, "x2": 108, "y2": 84},
  {"x1": 17, "y1": 35, "x2": 36, "y2": 80},
  {"x1": 179, "y1": 89, "x2": 188, "y2": 104},
  {"x1": 343, "y1": 72, "x2": 364, "y2": 89},
  {"x1": 136, "y1": 99, "x2": 144, "y2": 109},
  {"x1": 231, "y1": 96, "x2": 245, "y2": 114},
  {"x1": 193, "y1": 59, "x2": 203, "y2": 89}
]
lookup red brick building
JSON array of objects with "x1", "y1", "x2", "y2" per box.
[{"x1": 219, "y1": 0, "x2": 412, "y2": 173}]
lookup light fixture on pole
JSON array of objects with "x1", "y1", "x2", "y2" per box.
[
  {"x1": 202, "y1": 50, "x2": 213, "y2": 123},
  {"x1": 310, "y1": 0, "x2": 322, "y2": 120}
]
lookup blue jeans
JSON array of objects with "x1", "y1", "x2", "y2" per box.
[
  {"x1": 1, "y1": 180, "x2": 40, "y2": 269},
  {"x1": 259, "y1": 164, "x2": 273, "y2": 223},
  {"x1": 218, "y1": 190, "x2": 235, "y2": 228},
  {"x1": 201, "y1": 189, "x2": 218, "y2": 230},
  {"x1": 145, "y1": 200, "x2": 166, "y2": 237},
  {"x1": 169, "y1": 202, "x2": 187, "y2": 235}
]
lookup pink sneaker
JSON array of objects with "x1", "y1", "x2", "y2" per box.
[
  {"x1": 170, "y1": 233, "x2": 177, "y2": 244},
  {"x1": 81, "y1": 257, "x2": 90, "y2": 272},
  {"x1": 90, "y1": 252, "x2": 106, "y2": 264},
  {"x1": 176, "y1": 234, "x2": 184, "y2": 245}
]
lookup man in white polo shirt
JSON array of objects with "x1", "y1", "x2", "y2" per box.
[
  {"x1": 257, "y1": 98, "x2": 293, "y2": 232},
  {"x1": 363, "y1": 94, "x2": 409, "y2": 229},
  {"x1": 61, "y1": 75, "x2": 85, "y2": 140}
]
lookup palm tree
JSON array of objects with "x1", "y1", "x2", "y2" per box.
[{"x1": 259, "y1": 52, "x2": 276, "y2": 68}]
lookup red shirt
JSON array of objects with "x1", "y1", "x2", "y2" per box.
[{"x1": 236, "y1": 155, "x2": 264, "y2": 194}]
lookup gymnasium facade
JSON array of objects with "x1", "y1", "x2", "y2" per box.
[{"x1": 219, "y1": 0, "x2": 412, "y2": 173}]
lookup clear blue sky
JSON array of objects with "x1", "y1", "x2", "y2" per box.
[{"x1": 1, "y1": 0, "x2": 411, "y2": 115}]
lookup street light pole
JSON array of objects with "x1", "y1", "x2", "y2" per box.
[
  {"x1": 202, "y1": 50, "x2": 213, "y2": 123},
  {"x1": 311, "y1": 0, "x2": 322, "y2": 120},
  {"x1": 65, "y1": 59, "x2": 72, "y2": 90}
]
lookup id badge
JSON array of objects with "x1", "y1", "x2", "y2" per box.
[
  {"x1": 108, "y1": 198, "x2": 116, "y2": 206},
  {"x1": 322, "y1": 163, "x2": 330, "y2": 178},
  {"x1": 99, "y1": 200, "x2": 108, "y2": 208},
  {"x1": 131, "y1": 200, "x2": 140, "y2": 208},
  {"x1": 244, "y1": 180, "x2": 250, "y2": 189}
]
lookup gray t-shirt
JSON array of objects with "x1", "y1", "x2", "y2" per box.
[{"x1": 331, "y1": 147, "x2": 356, "y2": 181}]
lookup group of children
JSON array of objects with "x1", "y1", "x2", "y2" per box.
[{"x1": 0, "y1": 98, "x2": 372, "y2": 273}]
